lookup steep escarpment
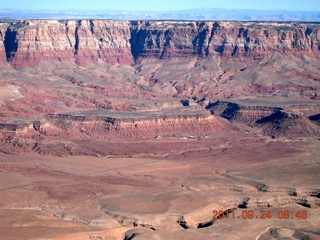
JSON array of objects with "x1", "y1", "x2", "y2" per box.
[
  {"x1": 130, "y1": 21, "x2": 320, "y2": 60},
  {"x1": 129, "y1": 21, "x2": 218, "y2": 59},
  {"x1": 73, "y1": 20, "x2": 133, "y2": 65},
  {"x1": 0, "y1": 20, "x2": 133, "y2": 68},
  {"x1": 1, "y1": 20, "x2": 320, "y2": 68}
]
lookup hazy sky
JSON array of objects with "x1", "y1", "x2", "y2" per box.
[{"x1": 1, "y1": 0, "x2": 320, "y2": 12}]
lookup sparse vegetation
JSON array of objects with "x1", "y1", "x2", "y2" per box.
[{"x1": 138, "y1": 84, "x2": 148, "y2": 90}]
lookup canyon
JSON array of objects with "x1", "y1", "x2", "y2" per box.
[{"x1": 0, "y1": 20, "x2": 319, "y2": 240}]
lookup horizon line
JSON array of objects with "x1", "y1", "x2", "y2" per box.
[{"x1": 0, "y1": 7, "x2": 320, "y2": 13}]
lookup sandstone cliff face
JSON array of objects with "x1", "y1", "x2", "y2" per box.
[
  {"x1": 131, "y1": 21, "x2": 320, "y2": 60},
  {"x1": 0, "y1": 20, "x2": 133, "y2": 68},
  {"x1": 208, "y1": 22, "x2": 320, "y2": 59},
  {"x1": 73, "y1": 20, "x2": 133, "y2": 65},
  {"x1": 1, "y1": 20, "x2": 319, "y2": 68}
]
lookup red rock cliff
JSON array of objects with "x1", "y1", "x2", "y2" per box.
[
  {"x1": 0, "y1": 20, "x2": 133, "y2": 68},
  {"x1": 0, "y1": 20, "x2": 319, "y2": 68},
  {"x1": 130, "y1": 21, "x2": 320, "y2": 60}
]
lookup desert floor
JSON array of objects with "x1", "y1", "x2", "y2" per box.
[{"x1": 0, "y1": 133, "x2": 319, "y2": 240}]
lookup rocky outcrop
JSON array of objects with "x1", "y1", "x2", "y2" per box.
[
  {"x1": 1, "y1": 20, "x2": 319, "y2": 68},
  {"x1": 256, "y1": 110, "x2": 320, "y2": 137},
  {"x1": 206, "y1": 100, "x2": 320, "y2": 136},
  {"x1": 207, "y1": 100, "x2": 281, "y2": 125}
]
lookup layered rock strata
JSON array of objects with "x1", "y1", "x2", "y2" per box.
[
  {"x1": 0, "y1": 20, "x2": 133, "y2": 68},
  {"x1": 0, "y1": 20, "x2": 319, "y2": 68},
  {"x1": 0, "y1": 109, "x2": 232, "y2": 141}
]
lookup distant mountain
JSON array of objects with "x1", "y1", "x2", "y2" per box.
[{"x1": 0, "y1": 8, "x2": 319, "y2": 22}]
